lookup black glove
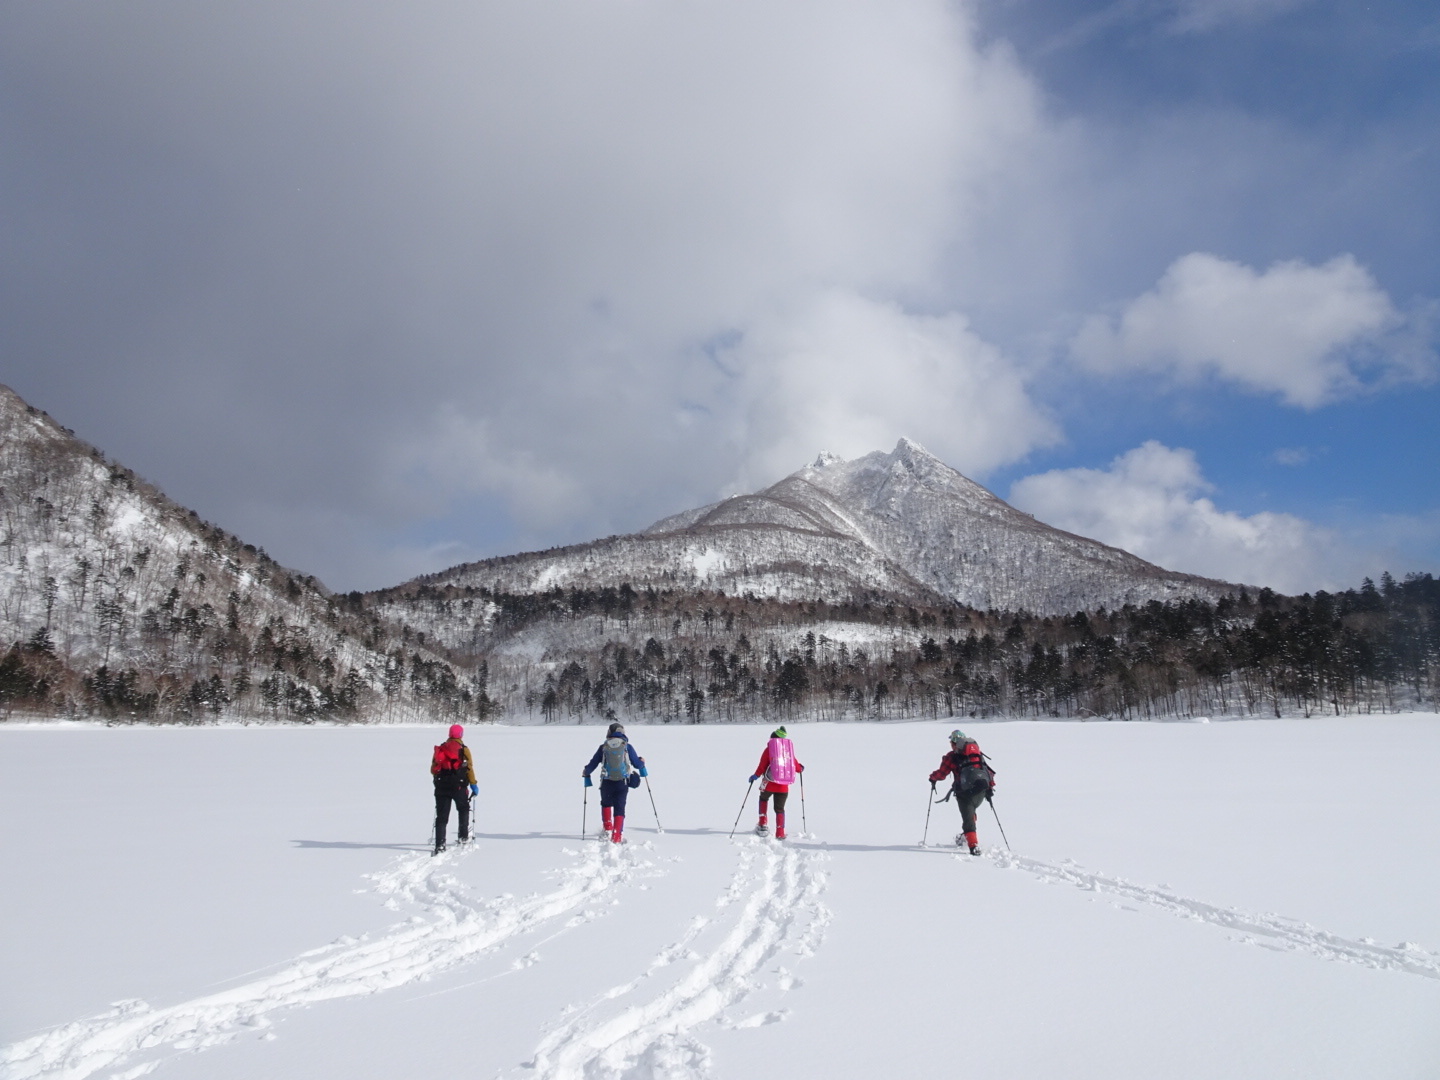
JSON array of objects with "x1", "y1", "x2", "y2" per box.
[{"x1": 929, "y1": 780, "x2": 937, "y2": 792}]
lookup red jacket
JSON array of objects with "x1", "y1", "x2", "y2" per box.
[
  {"x1": 929, "y1": 743, "x2": 995, "y2": 791},
  {"x1": 754, "y1": 745, "x2": 804, "y2": 794}
]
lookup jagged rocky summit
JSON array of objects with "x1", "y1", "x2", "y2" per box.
[{"x1": 411, "y1": 438, "x2": 1235, "y2": 615}]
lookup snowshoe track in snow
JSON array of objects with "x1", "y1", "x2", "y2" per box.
[
  {"x1": 989, "y1": 850, "x2": 1440, "y2": 980},
  {"x1": 522, "y1": 838, "x2": 830, "y2": 1080},
  {"x1": 1, "y1": 843, "x2": 652, "y2": 1080}
]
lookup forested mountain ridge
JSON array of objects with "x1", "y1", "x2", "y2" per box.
[
  {"x1": 0, "y1": 384, "x2": 476, "y2": 721},
  {"x1": 404, "y1": 439, "x2": 1235, "y2": 616}
]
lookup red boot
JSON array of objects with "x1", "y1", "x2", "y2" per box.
[
  {"x1": 775, "y1": 813, "x2": 786, "y2": 841},
  {"x1": 964, "y1": 831, "x2": 979, "y2": 855},
  {"x1": 611, "y1": 814, "x2": 625, "y2": 843},
  {"x1": 601, "y1": 807, "x2": 613, "y2": 839}
]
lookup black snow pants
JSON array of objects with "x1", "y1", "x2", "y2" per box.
[
  {"x1": 758, "y1": 790, "x2": 789, "y2": 815},
  {"x1": 952, "y1": 770, "x2": 991, "y2": 834},
  {"x1": 434, "y1": 773, "x2": 470, "y2": 843}
]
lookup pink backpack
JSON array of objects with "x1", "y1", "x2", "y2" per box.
[{"x1": 765, "y1": 737, "x2": 796, "y2": 785}]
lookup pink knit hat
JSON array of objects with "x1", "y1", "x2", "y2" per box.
[{"x1": 449, "y1": 724, "x2": 464, "y2": 739}]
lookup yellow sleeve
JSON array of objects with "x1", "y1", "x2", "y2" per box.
[{"x1": 463, "y1": 745, "x2": 477, "y2": 786}]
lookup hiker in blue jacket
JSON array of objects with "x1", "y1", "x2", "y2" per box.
[{"x1": 583, "y1": 721, "x2": 646, "y2": 843}]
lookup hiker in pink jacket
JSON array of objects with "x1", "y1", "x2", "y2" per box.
[{"x1": 750, "y1": 727, "x2": 804, "y2": 839}]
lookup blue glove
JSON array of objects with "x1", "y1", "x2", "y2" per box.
[
  {"x1": 469, "y1": 783, "x2": 478, "y2": 797},
  {"x1": 583, "y1": 775, "x2": 593, "y2": 787},
  {"x1": 749, "y1": 774, "x2": 759, "y2": 783},
  {"x1": 638, "y1": 765, "x2": 648, "y2": 777}
]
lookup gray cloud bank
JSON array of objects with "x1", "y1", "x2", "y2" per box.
[{"x1": 3, "y1": 0, "x2": 1063, "y2": 587}]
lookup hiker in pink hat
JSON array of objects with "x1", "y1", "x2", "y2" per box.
[{"x1": 429, "y1": 723, "x2": 477, "y2": 855}]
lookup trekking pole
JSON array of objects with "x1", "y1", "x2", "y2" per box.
[
  {"x1": 582, "y1": 783, "x2": 589, "y2": 841},
  {"x1": 986, "y1": 793, "x2": 1011, "y2": 851},
  {"x1": 799, "y1": 771, "x2": 808, "y2": 835},
  {"x1": 728, "y1": 778, "x2": 756, "y2": 839},
  {"x1": 921, "y1": 783, "x2": 935, "y2": 847},
  {"x1": 644, "y1": 777, "x2": 664, "y2": 833}
]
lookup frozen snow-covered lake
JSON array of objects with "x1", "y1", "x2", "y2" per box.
[{"x1": 3, "y1": 716, "x2": 1438, "y2": 1079}]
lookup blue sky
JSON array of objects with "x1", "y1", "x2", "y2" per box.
[
  {"x1": 978, "y1": 0, "x2": 1440, "y2": 588},
  {"x1": 0, "y1": 0, "x2": 1435, "y2": 592}
]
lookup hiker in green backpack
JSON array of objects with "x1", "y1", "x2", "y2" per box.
[{"x1": 582, "y1": 721, "x2": 646, "y2": 844}]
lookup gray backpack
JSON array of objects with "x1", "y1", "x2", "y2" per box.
[{"x1": 601, "y1": 736, "x2": 630, "y2": 780}]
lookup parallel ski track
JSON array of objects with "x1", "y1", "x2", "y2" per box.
[
  {"x1": 523, "y1": 838, "x2": 830, "y2": 1080},
  {"x1": 1, "y1": 843, "x2": 651, "y2": 1080},
  {"x1": 988, "y1": 849, "x2": 1440, "y2": 980}
]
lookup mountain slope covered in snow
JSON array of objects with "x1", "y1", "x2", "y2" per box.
[
  {"x1": 412, "y1": 439, "x2": 1234, "y2": 615},
  {"x1": 0, "y1": 384, "x2": 469, "y2": 721}
]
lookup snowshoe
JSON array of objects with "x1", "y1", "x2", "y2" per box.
[
  {"x1": 755, "y1": 823, "x2": 770, "y2": 837},
  {"x1": 432, "y1": 843, "x2": 446, "y2": 857}
]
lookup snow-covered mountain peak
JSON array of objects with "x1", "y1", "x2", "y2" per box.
[
  {"x1": 423, "y1": 441, "x2": 1235, "y2": 614},
  {"x1": 892, "y1": 435, "x2": 935, "y2": 463}
]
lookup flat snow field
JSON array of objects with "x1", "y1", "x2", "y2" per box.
[{"x1": 2, "y1": 717, "x2": 1439, "y2": 1080}]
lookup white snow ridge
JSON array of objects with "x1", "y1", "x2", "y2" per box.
[
  {"x1": 1, "y1": 844, "x2": 652, "y2": 1080},
  {"x1": 522, "y1": 839, "x2": 830, "y2": 1080}
]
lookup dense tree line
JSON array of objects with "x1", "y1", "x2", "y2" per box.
[{"x1": 367, "y1": 572, "x2": 1437, "y2": 723}]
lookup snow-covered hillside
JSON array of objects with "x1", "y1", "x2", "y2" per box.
[
  {"x1": 0, "y1": 384, "x2": 465, "y2": 722},
  {"x1": 416, "y1": 440, "x2": 1234, "y2": 615},
  {"x1": 3, "y1": 717, "x2": 1437, "y2": 1080}
]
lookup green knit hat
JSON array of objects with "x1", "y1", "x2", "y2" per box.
[{"x1": 771, "y1": 727, "x2": 787, "y2": 739}]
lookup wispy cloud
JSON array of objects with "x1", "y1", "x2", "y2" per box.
[
  {"x1": 1168, "y1": 0, "x2": 1315, "y2": 34},
  {"x1": 1271, "y1": 446, "x2": 1313, "y2": 466}
]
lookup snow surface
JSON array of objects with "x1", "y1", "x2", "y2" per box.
[{"x1": 3, "y1": 717, "x2": 1439, "y2": 1080}]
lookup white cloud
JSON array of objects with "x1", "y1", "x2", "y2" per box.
[
  {"x1": 721, "y1": 290, "x2": 1058, "y2": 491},
  {"x1": 1009, "y1": 441, "x2": 1364, "y2": 592},
  {"x1": 1072, "y1": 253, "x2": 1427, "y2": 407}
]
